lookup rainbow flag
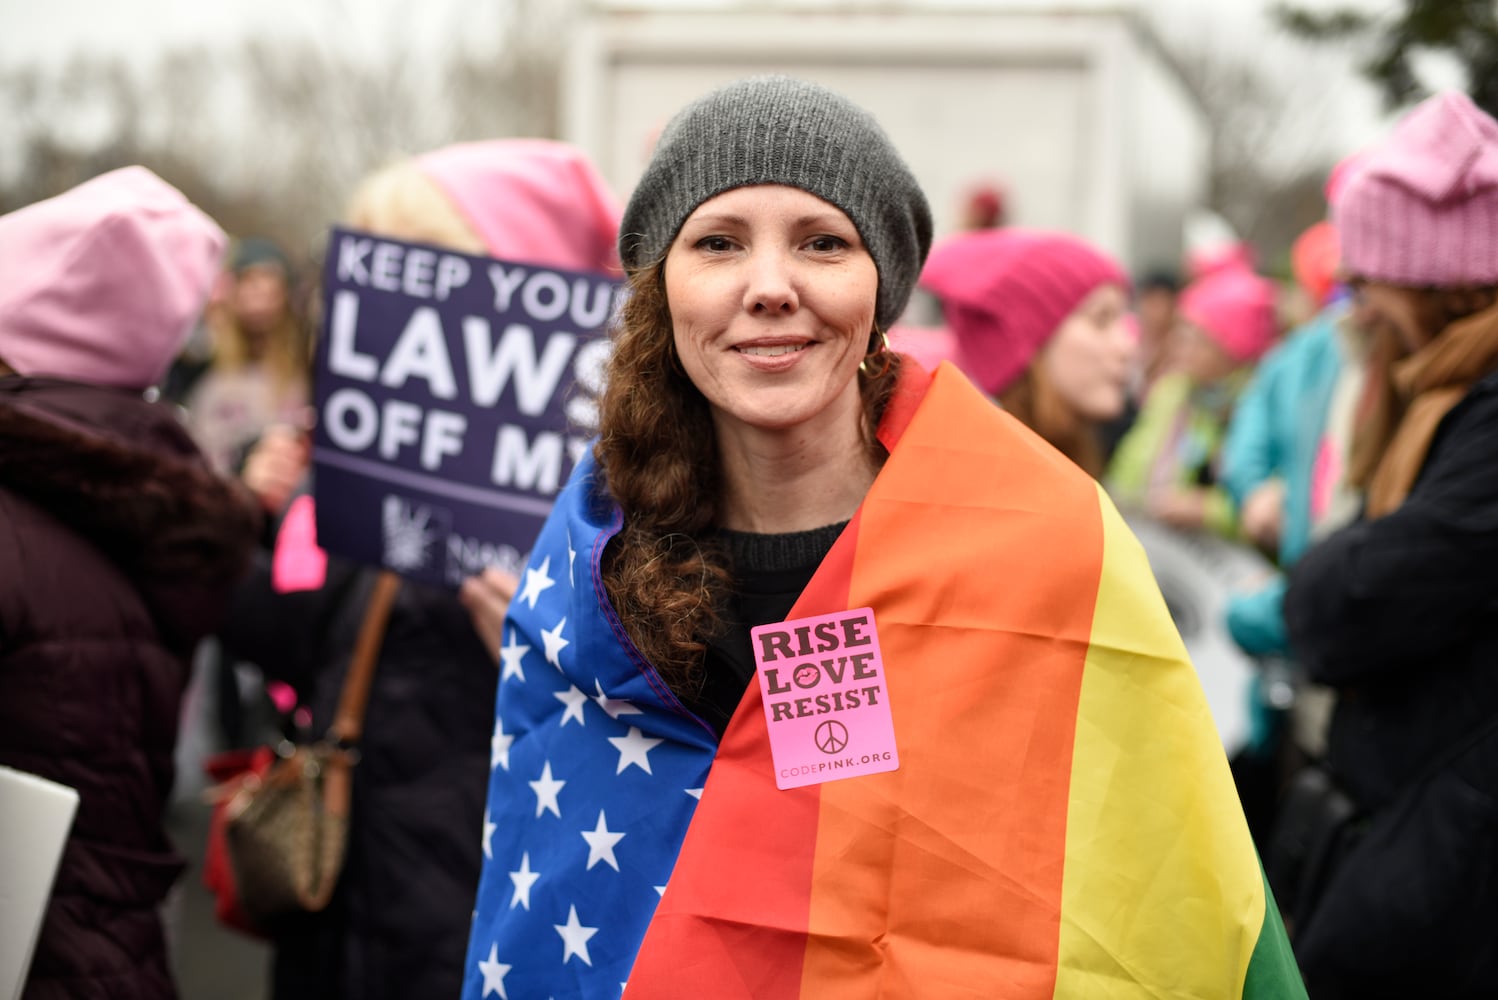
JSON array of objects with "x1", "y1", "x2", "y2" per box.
[{"x1": 463, "y1": 363, "x2": 1305, "y2": 999}]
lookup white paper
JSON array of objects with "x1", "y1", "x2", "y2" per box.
[{"x1": 0, "y1": 766, "x2": 79, "y2": 1000}]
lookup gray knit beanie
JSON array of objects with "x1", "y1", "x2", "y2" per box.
[{"x1": 620, "y1": 75, "x2": 933, "y2": 331}]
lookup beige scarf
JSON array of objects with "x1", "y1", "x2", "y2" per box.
[{"x1": 1366, "y1": 301, "x2": 1498, "y2": 518}]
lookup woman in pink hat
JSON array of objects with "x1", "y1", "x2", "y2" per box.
[
  {"x1": 1106, "y1": 262, "x2": 1280, "y2": 537},
  {"x1": 0, "y1": 168, "x2": 261, "y2": 999},
  {"x1": 1279, "y1": 90, "x2": 1498, "y2": 998},
  {"x1": 918, "y1": 228, "x2": 1136, "y2": 477},
  {"x1": 220, "y1": 139, "x2": 622, "y2": 1000}
]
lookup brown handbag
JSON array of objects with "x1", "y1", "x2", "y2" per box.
[{"x1": 221, "y1": 570, "x2": 400, "y2": 927}]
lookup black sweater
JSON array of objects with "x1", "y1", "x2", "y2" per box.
[{"x1": 688, "y1": 522, "x2": 846, "y2": 738}]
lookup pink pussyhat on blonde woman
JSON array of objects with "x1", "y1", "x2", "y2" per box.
[{"x1": 418, "y1": 139, "x2": 624, "y2": 275}]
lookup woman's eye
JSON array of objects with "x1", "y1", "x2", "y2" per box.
[
  {"x1": 696, "y1": 236, "x2": 734, "y2": 252},
  {"x1": 806, "y1": 235, "x2": 847, "y2": 253}
]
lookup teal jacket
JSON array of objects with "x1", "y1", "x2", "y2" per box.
[{"x1": 1219, "y1": 303, "x2": 1348, "y2": 656}]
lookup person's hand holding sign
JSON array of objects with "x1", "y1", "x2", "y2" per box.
[
  {"x1": 241, "y1": 423, "x2": 311, "y2": 516},
  {"x1": 459, "y1": 567, "x2": 519, "y2": 664}
]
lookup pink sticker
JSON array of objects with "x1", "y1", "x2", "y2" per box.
[{"x1": 751, "y1": 607, "x2": 899, "y2": 790}]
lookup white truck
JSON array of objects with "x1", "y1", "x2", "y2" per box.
[{"x1": 562, "y1": 0, "x2": 1210, "y2": 281}]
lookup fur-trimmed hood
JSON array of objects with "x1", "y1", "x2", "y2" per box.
[{"x1": 0, "y1": 376, "x2": 260, "y2": 651}]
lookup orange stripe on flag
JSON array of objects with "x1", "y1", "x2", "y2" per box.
[{"x1": 798, "y1": 366, "x2": 1104, "y2": 997}]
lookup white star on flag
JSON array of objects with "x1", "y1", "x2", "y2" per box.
[
  {"x1": 482, "y1": 808, "x2": 497, "y2": 859},
  {"x1": 477, "y1": 943, "x2": 511, "y2": 998},
  {"x1": 554, "y1": 685, "x2": 588, "y2": 727},
  {"x1": 529, "y1": 760, "x2": 565, "y2": 818},
  {"x1": 608, "y1": 726, "x2": 665, "y2": 775},
  {"x1": 654, "y1": 884, "x2": 667, "y2": 897},
  {"x1": 490, "y1": 720, "x2": 513, "y2": 771},
  {"x1": 518, "y1": 556, "x2": 556, "y2": 610},
  {"x1": 685, "y1": 787, "x2": 704, "y2": 799},
  {"x1": 592, "y1": 678, "x2": 642, "y2": 719},
  {"x1": 541, "y1": 617, "x2": 570, "y2": 668},
  {"x1": 499, "y1": 630, "x2": 529, "y2": 683},
  {"x1": 581, "y1": 810, "x2": 626, "y2": 871},
  {"x1": 509, "y1": 851, "x2": 541, "y2": 910},
  {"x1": 567, "y1": 532, "x2": 577, "y2": 586},
  {"x1": 554, "y1": 904, "x2": 599, "y2": 966}
]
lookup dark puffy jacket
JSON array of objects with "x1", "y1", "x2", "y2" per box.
[
  {"x1": 1285, "y1": 368, "x2": 1498, "y2": 997},
  {"x1": 219, "y1": 546, "x2": 497, "y2": 1000},
  {"x1": 0, "y1": 378, "x2": 258, "y2": 1000}
]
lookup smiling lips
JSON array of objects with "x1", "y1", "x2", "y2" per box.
[{"x1": 737, "y1": 342, "x2": 809, "y2": 357}]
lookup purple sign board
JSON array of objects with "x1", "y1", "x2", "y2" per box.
[{"x1": 312, "y1": 227, "x2": 622, "y2": 588}]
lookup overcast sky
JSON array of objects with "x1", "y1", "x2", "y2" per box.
[{"x1": 0, "y1": 0, "x2": 1432, "y2": 171}]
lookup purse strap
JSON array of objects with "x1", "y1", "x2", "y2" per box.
[{"x1": 326, "y1": 570, "x2": 401, "y2": 748}]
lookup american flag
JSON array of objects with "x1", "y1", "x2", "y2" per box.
[{"x1": 461, "y1": 457, "x2": 719, "y2": 999}]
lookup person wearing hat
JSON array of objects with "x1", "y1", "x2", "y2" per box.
[
  {"x1": 918, "y1": 228, "x2": 1135, "y2": 477},
  {"x1": 183, "y1": 233, "x2": 311, "y2": 476},
  {"x1": 1106, "y1": 261, "x2": 1280, "y2": 537},
  {"x1": 1280, "y1": 90, "x2": 1498, "y2": 997},
  {"x1": 0, "y1": 167, "x2": 261, "y2": 998},
  {"x1": 460, "y1": 75, "x2": 1303, "y2": 999},
  {"x1": 213, "y1": 138, "x2": 620, "y2": 1000}
]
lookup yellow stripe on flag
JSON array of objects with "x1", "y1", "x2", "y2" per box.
[{"x1": 1055, "y1": 485, "x2": 1266, "y2": 997}]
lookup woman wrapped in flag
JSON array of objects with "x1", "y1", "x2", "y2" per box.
[{"x1": 461, "y1": 75, "x2": 1305, "y2": 1000}]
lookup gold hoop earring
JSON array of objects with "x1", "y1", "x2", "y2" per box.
[{"x1": 859, "y1": 327, "x2": 893, "y2": 378}]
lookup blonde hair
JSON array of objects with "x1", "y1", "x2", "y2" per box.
[
  {"x1": 344, "y1": 159, "x2": 487, "y2": 255},
  {"x1": 206, "y1": 253, "x2": 306, "y2": 401}
]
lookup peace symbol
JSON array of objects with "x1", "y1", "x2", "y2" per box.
[{"x1": 814, "y1": 720, "x2": 849, "y2": 755}]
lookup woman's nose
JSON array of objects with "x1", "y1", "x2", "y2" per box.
[{"x1": 743, "y1": 250, "x2": 799, "y2": 315}]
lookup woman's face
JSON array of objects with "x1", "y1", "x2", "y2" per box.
[
  {"x1": 1169, "y1": 318, "x2": 1239, "y2": 385},
  {"x1": 664, "y1": 184, "x2": 878, "y2": 443},
  {"x1": 232, "y1": 264, "x2": 290, "y2": 340},
  {"x1": 1037, "y1": 283, "x2": 1135, "y2": 422},
  {"x1": 1351, "y1": 279, "x2": 1429, "y2": 352}
]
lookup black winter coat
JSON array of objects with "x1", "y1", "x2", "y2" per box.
[
  {"x1": 1285, "y1": 368, "x2": 1498, "y2": 998},
  {"x1": 0, "y1": 378, "x2": 258, "y2": 1000},
  {"x1": 220, "y1": 546, "x2": 497, "y2": 1000}
]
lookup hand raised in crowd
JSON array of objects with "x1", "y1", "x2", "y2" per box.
[
  {"x1": 1148, "y1": 485, "x2": 1208, "y2": 530},
  {"x1": 1239, "y1": 478, "x2": 1285, "y2": 554},
  {"x1": 459, "y1": 567, "x2": 520, "y2": 664},
  {"x1": 241, "y1": 424, "x2": 310, "y2": 516}
]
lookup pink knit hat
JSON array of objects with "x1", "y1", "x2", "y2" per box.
[
  {"x1": 1333, "y1": 90, "x2": 1498, "y2": 286},
  {"x1": 417, "y1": 139, "x2": 623, "y2": 274},
  {"x1": 918, "y1": 228, "x2": 1128, "y2": 395},
  {"x1": 0, "y1": 166, "x2": 226, "y2": 390},
  {"x1": 1177, "y1": 265, "x2": 1279, "y2": 363}
]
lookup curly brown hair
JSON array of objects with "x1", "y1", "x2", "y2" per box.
[{"x1": 593, "y1": 260, "x2": 902, "y2": 695}]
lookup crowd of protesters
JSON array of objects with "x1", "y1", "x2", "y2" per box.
[{"x1": 1, "y1": 74, "x2": 1495, "y2": 1000}]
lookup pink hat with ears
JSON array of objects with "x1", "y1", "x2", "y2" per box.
[
  {"x1": 1177, "y1": 266, "x2": 1279, "y2": 364},
  {"x1": 417, "y1": 139, "x2": 623, "y2": 275},
  {"x1": 0, "y1": 166, "x2": 226, "y2": 390},
  {"x1": 1333, "y1": 90, "x2": 1498, "y2": 286}
]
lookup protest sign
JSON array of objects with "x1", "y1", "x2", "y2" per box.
[
  {"x1": 312, "y1": 228, "x2": 623, "y2": 588},
  {"x1": 752, "y1": 607, "x2": 900, "y2": 790}
]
